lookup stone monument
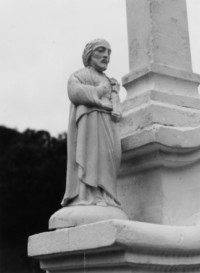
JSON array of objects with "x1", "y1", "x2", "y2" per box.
[
  {"x1": 49, "y1": 39, "x2": 128, "y2": 229},
  {"x1": 28, "y1": 0, "x2": 200, "y2": 272},
  {"x1": 118, "y1": 0, "x2": 200, "y2": 226}
]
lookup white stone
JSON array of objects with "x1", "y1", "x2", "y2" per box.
[
  {"x1": 28, "y1": 220, "x2": 200, "y2": 272},
  {"x1": 121, "y1": 125, "x2": 200, "y2": 152},
  {"x1": 49, "y1": 205, "x2": 128, "y2": 229},
  {"x1": 117, "y1": 0, "x2": 200, "y2": 227},
  {"x1": 28, "y1": 0, "x2": 200, "y2": 272},
  {"x1": 126, "y1": 0, "x2": 192, "y2": 72}
]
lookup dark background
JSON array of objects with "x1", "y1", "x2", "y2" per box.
[{"x1": 0, "y1": 126, "x2": 67, "y2": 273}]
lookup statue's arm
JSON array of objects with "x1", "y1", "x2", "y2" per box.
[
  {"x1": 111, "y1": 92, "x2": 122, "y2": 122},
  {"x1": 68, "y1": 74, "x2": 112, "y2": 110},
  {"x1": 109, "y1": 78, "x2": 122, "y2": 122}
]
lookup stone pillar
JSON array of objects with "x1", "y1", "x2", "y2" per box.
[
  {"x1": 28, "y1": 0, "x2": 200, "y2": 272},
  {"x1": 118, "y1": 0, "x2": 200, "y2": 226},
  {"x1": 126, "y1": 0, "x2": 192, "y2": 72}
]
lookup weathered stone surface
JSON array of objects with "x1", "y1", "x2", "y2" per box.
[
  {"x1": 121, "y1": 67, "x2": 200, "y2": 139},
  {"x1": 118, "y1": 123, "x2": 200, "y2": 226},
  {"x1": 49, "y1": 205, "x2": 128, "y2": 229},
  {"x1": 126, "y1": 0, "x2": 192, "y2": 72},
  {"x1": 61, "y1": 39, "x2": 122, "y2": 210},
  {"x1": 123, "y1": 64, "x2": 200, "y2": 88},
  {"x1": 28, "y1": 220, "x2": 200, "y2": 272},
  {"x1": 50, "y1": 39, "x2": 128, "y2": 229},
  {"x1": 121, "y1": 104, "x2": 200, "y2": 137},
  {"x1": 121, "y1": 125, "x2": 200, "y2": 153},
  {"x1": 118, "y1": 161, "x2": 200, "y2": 225},
  {"x1": 117, "y1": 0, "x2": 200, "y2": 227}
]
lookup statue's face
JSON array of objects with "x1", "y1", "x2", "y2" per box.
[{"x1": 89, "y1": 46, "x2": 111, "y2": 72}]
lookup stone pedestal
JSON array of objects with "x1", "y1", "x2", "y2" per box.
[
  {"x1": 117, "y1": 0, "x2": 200, "y2": 226},
  {"x1": 49, "y1": 205, "x2": 128, "y2": 229},
  {"x1": 28, "y1": 220, "x2": 200, "y2": 272}
]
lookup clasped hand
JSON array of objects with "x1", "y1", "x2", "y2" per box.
[
  {"x1": 97, "y1": 79, "x2": 121, "y2": 118},
  {"x1": 97, "y1": 80, "x2": 110, "y2": 98},
  {"x1": 109, "y1": 78, "x2": 120, "y2": 93},
  {"x1": 97, "y1": 80, "x2": 112, "y2": 110}
]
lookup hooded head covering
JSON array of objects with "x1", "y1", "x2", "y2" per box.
[{"x1": 82, "y1": 39, "x2": 111, "y2": 67}]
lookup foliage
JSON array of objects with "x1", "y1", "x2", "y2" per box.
[{"x1": 0, "y1": 126, "x2": 67, "y2": 272}]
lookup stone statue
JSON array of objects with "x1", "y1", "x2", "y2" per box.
[{"x1": 49, "y1": 39, "x2": 128, "y2": 228}]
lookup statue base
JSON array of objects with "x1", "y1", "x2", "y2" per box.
[
  {"x1": 49, "y1": 205, "x2": 128, "y2": 229},
  {"x1": 28, "y1": 220, "x2": 200, "y2": 273}
]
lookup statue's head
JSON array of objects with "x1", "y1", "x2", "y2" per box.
[{"x1": 82, "y1": 39, "x2": 111, "y2": 72}]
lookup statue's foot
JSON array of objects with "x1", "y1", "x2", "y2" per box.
[{"x1": 49, "y1": 205, "x2": 128, "y2": 229}]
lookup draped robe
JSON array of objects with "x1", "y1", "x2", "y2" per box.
[{"x1": 61, "y1": 67, "x2": 121, "y2": 207}]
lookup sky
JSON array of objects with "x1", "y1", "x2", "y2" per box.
[{"x1": 0, "y1": 0, "x2": 200, "y2": 136}]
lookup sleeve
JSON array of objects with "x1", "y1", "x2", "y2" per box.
[{"x1": 68, "y1": 73, "x2": 103, "y2": 108}]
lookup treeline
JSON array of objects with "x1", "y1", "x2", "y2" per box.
[{"x1": 0, "y1": 126, "x2": 67, "y2": 272}]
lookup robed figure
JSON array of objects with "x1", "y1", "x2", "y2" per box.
[{"x1": 61, "y1": 39, "x2": 122, "y2": 208}]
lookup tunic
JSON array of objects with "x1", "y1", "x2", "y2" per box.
[{"x1": 61, "y1": 66, "x2": 121, "y2": 207}]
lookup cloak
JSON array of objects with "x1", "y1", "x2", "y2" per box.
[{"x1": 61, "y1": 67, "x2": 121, "y2": 206}]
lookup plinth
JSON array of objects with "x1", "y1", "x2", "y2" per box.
[
  {"x1": 28, "y1": 220, "x2": 200, "y2": 272},
  {"x1": 49, "y1": 205, "x2": 128, "y2": 229},
  {"x1": 117, "y1": 0, "x2": 200, "y2": 226}
]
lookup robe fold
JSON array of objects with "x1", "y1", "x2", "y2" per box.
[{"x1": 61, "y1": 67, "x2": 121, "y2": 206}]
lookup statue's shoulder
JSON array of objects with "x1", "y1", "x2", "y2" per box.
[{"x1": 71, "y1": 67, "x2": 91, "y2": 82}]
